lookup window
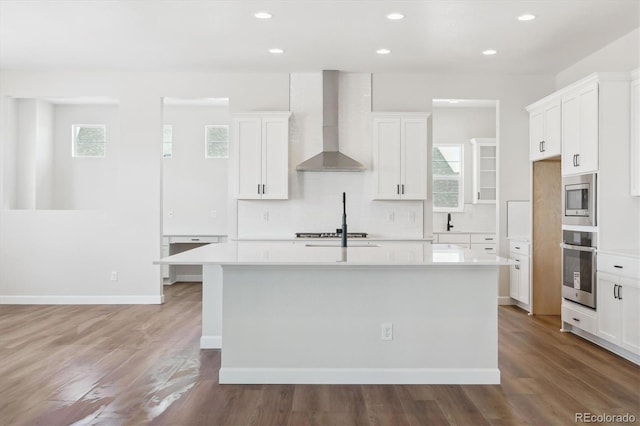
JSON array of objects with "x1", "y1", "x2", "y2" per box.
[
  {"x1": 72, "y1": 124, "x2": 106, "y2": 157},
  {"x1": 163, "y1": 124, "x2": 173, "y2": 158},
  {"x1": 432, "y1": 144, "x2": 464, "y2": 212},
  {"x1": 205, "y1": 125, "x2": 229, "y2": 158}
]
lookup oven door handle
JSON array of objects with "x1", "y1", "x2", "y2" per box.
[{"x1": 560, "y1": 243, "x2": 596, "y2": 252}]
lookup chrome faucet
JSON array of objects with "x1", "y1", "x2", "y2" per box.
[{"x1": 447, "y1": 213, "x2": 454, "y2": 231}]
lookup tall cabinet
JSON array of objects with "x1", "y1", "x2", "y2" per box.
[
  {"x1": 372, "y1": 113, "x2": 429, "y2": 200},
  {"x1": 233, "y1": 112, "x2": 291, "y2": 200},
  {"x1": 561, "y1": 81, "x2": 599, "y2": 175},
  {"x1": 528, "y1": 99, "x2": 561, "y2": 161}
]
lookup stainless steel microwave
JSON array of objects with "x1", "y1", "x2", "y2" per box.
[{"x1": 562, "y1": 173, "x2": 596, "y2": 226}]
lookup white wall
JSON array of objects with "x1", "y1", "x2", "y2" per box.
[
  {"x1": 15, "y1": 99, "x2": 37, "y2": 209},
  {"x1": 0, "y1": 71, "x2": 289, "y2": 302},
  {"x1": 35, "y1": 100, "x2": 54, "y2": 209},
  {"x1": 52, "y1": 104, "x2": 120, "y2": 210},
  {"x1": 556, "y1": 28, "x2": 639, "y2": 89},
  {"x1": 432, "y1": 106, "x2": 496, "y2": 233},
  {"x1": 162, "y1": 104, "x2": 229, "y2": 235}
]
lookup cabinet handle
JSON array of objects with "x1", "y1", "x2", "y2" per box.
[
  {"x1": 478, "y1": 192, "x2": 481, "y2": 200},
  {"x1": 258, "y1": 184, "x2": 261, "y2": 194},
  {"x1": 572, "y1": 317, "x2": 581, "y2": 322},
  {"x1": 191, "y1": 238, "x2": 200, "y2": 241},
  {"x1": 614, "y1": 265, "x2": 623, "y2": 269},
  {"x1": 572, "y1": 154, "x2": 576, "y2": 167},
  {"x1": 540, "y1": 141, "x2": 545, "y2": 152},
  {"x1": 539, "y1": 141, "x2": 542, "y2": 152},
  {"x1": 262, "y1": 184, "x2": 266, "y2": 194},
  {"x1": 575, "y1": 154, "x2": 580, "y2": 167},
  {"x1": 397, "y1": 184, "x2": 400, "y2": 195},
  {"x1": 515, "y1": 246, "x2": 521, "y2": 250},
  {"x1": 614, "y1": 284, "x2": 618, "y2": 299},
  {"x1": 617, "y1": 285, "x2": 622, "y2": 300},
  {"x1": 485, "y1": 237, "x2": 493, "y2": 241},
  {"x1": 401, "y1": 184, "x2": 405, "y2": 194},
  {"x1": 484, "y1": 247, "x2": 492, "y2": 251}
]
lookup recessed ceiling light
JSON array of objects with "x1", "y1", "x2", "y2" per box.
[
  {"x1": 376, "y1": 48, "x2": 391, "y2": 55},
  {"x1": 268, "y1": 48, "x2": 284, "y2": 54},
  {"x1": 517, "y1": 14, "x2": 536, "y2": 21},
  {"x1": 482, "y1": 49, "x2": 498, "y2": 55},
  {"x1": 254, "y1": 12, "x2": 272, "y2": 19},
  {"x1": 387, "y1": 13, "x2": 404, "y2": 20}
]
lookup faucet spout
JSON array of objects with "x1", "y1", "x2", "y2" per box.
[{"x1": 447, "y1": 213, "x2": 454, "y2": 232}]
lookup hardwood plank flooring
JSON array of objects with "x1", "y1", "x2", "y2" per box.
[{"x1": 0, "y1": 282, "x2": 638, "y2": 425}]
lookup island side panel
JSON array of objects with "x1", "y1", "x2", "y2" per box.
[
  {"x1": 200, "y1": 265, "x2": 222, "y2": 349},
  {"x1": 219, "y1": 265, "x2": 499, "y2": 384}
]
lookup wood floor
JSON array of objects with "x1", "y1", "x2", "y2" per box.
[{"x1": 1, "y1": 283, "x2": 638, "y2": 426}]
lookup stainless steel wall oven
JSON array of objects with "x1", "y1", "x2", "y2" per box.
[{"x1": 561, "y1": 230, "x2": 597, "y2": 309}]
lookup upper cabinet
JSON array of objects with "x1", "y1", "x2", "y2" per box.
[
  {"x1": 561, "y1": 81, "x2": 599, "y2": 175},
  {"x1": 631, "y1": 73, "x2": 639, "y2": 197},
  {"x1": 528, "y1": 98, "x2": 561, "y2": 161},
  {"x1": 470, "y1": 138, "x2": 497, "y2": 204},
  {"x1": 372, "y1": 113, "x2": 429, "y2": 200},
  {"x1": 233, "y1": 112, "x2": 291, "y2": 200}
]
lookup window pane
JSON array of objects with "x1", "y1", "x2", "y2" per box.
[
  {"x1": 432, "y1": 146, "x2": 461, "y2": 175},
  {"x1": 205, "y1": 125, "x2": 229, "y2": 158},
  {"x1": 73, "y1": 125, "x2": 105, "y2": 157},
  {"x1": 433, "y1": 178, "x2": 460, "y2": 208}
]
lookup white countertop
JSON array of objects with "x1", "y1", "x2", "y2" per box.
[{"x1": 156, "y1": 241, "x2": 511, "y2": 267}]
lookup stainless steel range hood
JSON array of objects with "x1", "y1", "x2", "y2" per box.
[{"x1": 296, "y1": 70, "x2": 366, "y2": 172}]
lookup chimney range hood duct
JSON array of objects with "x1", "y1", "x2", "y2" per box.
[{"x1": 296, "y1": 70, "x2": 366, "y2": 172}]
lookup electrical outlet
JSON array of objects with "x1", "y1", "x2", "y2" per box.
[
  {"x1": 262, "y1": 211, "x2": 269, "y2": 221},
  {"x1": 388, "y1": 212, "x2": 395, "y2": 222},
  {"x1": 110, "y1": 271, "x2": 118, "y2": 281},
  {"x1": 381, "y1": 323, "x2": 393, "y2": 341},
  {"x1": 168, "y1": 210, "x2": 174, "y2": 218},
  {"x1": 409, "y1": 211, "x2": 416, "y2": 222}
]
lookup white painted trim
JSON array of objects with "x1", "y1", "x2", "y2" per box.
[
  {"x1": 200, "y1": 335, "x2": 222, "y2": 349},
  {"x1": 175, "y1": 274, "x2": 202, "y2": 282},
  {"x1": 0, "y1": 295, "x2": 163, "y2": 305},
  {"x1": 219, "y1": 367, "x2": 500, "y2": 385},
  {"x1": 497, "y1": 296, "x2": 513, "y2": 305}
]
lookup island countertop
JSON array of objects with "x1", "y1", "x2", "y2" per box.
[{"x1": 156, "y1": 241, "x2": 512, "y2": 267}]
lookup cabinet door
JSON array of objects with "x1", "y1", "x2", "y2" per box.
[
  {"x1": 631, "y1": 79, "x2": 640, "y2": 196},
  {"x1": 373, "y1": 117, "x2": 401, "y2": 199},
  {"x1": 562, "y1": 94, "x2": 580, "y2": 175},
  {"x1": 261, "y1": 117, "x2": 289, "y2": 200},
  {"x1": 510, "y1": 258, "x2": 520, "y2": 300},
  {"x1": 576, "y1": 83, "x2": 599, "y2": 173},
  {"x1": 400, "y1": 118, "x2": 427, "y2": 200},
  {"x1": 542, "y1": 100, "x2": 562, "y2": 158},
  {"x1": 235, "y1": 117, "x2": 263, "y2": 199},
  {"x1": 529, "y1": 108, "x2": 544, "y2": 161},
  {"x1": 620, "y1": 279, "x2": 640, "y2": 355},
  {"x1": 596, "y1": 274, "x2": 621, "y2": 345},
  {"x1": 518, "y1": 255, "x2": 530, "y2": 304}
]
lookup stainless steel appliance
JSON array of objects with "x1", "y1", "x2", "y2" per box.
[
  {"x1": 561, "y1": 230, "x2": 597, "y2": 309},
  {"x1": 562, "y1": 173, "x2": 596, "y2": 226}
]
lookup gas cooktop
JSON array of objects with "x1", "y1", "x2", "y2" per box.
[{"x1": 295, "y1": 231, "x2": 368, "y2": 239}]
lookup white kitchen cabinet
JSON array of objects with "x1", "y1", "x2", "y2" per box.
[
  {"x1": 372, "y1": 113, "x2": 429, "y2": 200},
  {"x1": 233, "y1": 112, "x2": 291, "y2": 200},
  {"x1": 470, "y1": 138, "x2": 497, "y2": 203},
  {"x1": 561, "y1": 81, "x2": 599, "y2": 175},
  {"x1": 631, "y1": 74, "x2": 639, "y2": 196},
  {"x1": 528, "y1": 98, "x2": 561, "y2": 161},
  {"x1": 597, "y1": 254, "x2": 640, "y2": 356},
  {"x1": 470, "y1": 233, "x2": 497, "y2": 253},
  {"x1": 509, "y1": 240, "x2": 530, "y2": 307},
  {"x1": 435, "y1": 233, "x2": 470, "y2": 248}
]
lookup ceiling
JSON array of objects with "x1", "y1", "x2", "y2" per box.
[{"x1": 1, "y1": 0, "x2": 638, "y2": 75}]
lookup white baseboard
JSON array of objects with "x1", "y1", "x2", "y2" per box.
[
  {"x1": 498, "y1": 296, "x2": 513, "y2": 305},
  {"x1": 219, "y1": 367, "x2": 500, "y2": 385},
  {"x1": 176, "y1": 274, "x2": 203, "y2": 282},
  {"x1": 200, "y1": 335, "x2": 222, "y2": 349},
  {"x1": 565, "y1": 324, "x2": 640, "y2": 365},
  {"x1": 0, "y1": 295, "x2": 163, "y2": 305}
]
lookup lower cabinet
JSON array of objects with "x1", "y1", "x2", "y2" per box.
[
  {"x1": 509, "y1": 240, "x2": 530, "y2": 306},
  {"x1": 597, "y1": 271, "x2": 640, "y2": 355},
  {"x1": 434, "y1": 233, "x2": 496, "y2": 252}
]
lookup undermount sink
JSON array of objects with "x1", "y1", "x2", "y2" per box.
[{"x1": 305, "y1": 243, "x2": 380, "y2": 248}]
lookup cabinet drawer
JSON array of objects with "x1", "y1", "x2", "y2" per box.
[
  {"x1": 471, "y1": 234, "x2": 496, "y2": 243},
  {"x1": 509, "y1": 241, "x2": 530, "y2": 255},
  {"x1": 562, "y1": 302, "x2": 597, "y2": 334},
  {"x1": 471, "y1": 243, "x2": 496, "y2": 254},
  {"x1": 598, "y1": 254, "x2": 639, "y2": 278},
  {"x1": 168, "y1": 236, "x2": 220, "y2": 244},
  {"x1": 437, "y1": 233, "x2": 470, "y2": 244}
]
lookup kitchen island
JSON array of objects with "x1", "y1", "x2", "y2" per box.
[{"x1": 157, "y1": 241, "x2": 511, "y2": 384}]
